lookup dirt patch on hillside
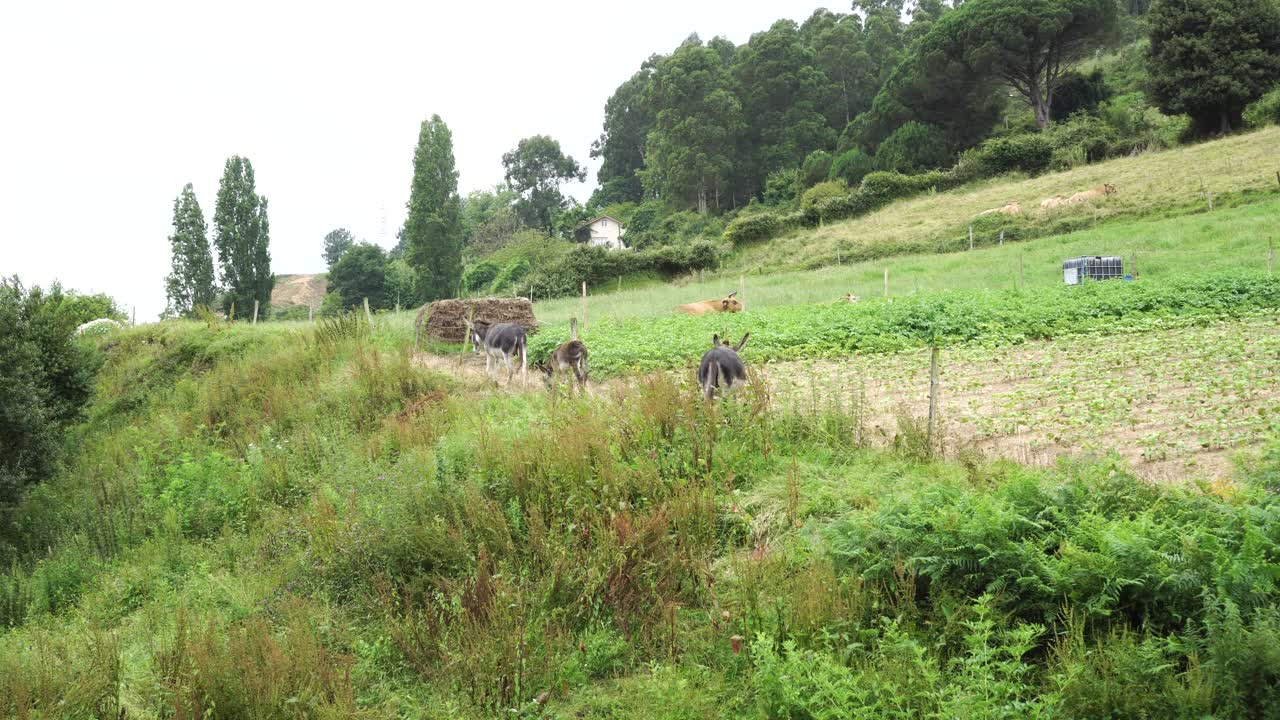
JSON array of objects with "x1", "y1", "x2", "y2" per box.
[{"x1": 273, "y1": 274, "x2": 327, "y2": 309}]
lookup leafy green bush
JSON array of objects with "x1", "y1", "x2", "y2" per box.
[
  {"x1": 875, "y1": 122, "x2": 951, "y2": 175},
  {"x1": 800, "y1": 179, "x2": 848, "y2": 211},
  {"x1": 490, "y1": 257, "x2": 531, "y2": 295},
  {"x1": 975, "y1": 133, "x2": 1054, "y2": 175},
  {"x1": 763, "y1": 168, "x2": 802, "y2": 207},
  {"x1": 270, "y1": 305, "x2": 310, "y2": 321},
  {"x1": 0, "y1": 278, "x2": 100, "y2": 507},
  {"x1": 1048, "y1": 112, "x2": 1119, "y2": 168},
  {"x1": 1244, "y1": 85, "x2": 1280, "y2": 128},
  {"x1": 724, "y1": 212, "x2": 781, "y2": 246},
  {"x1": 1051, "y1": 69, "x2": 1111, "y2": 121},
  {"x1": 830, "y1": 147, "x2": 877, "y2": 186},
  {"x1": 860, "y1": 171, "x2": 917, "y2": 200},
  {"x1": 801, "y1": 150, "x2": 833, "y2": 187},
  {"x1": 462, "y1": 260, "x2": 500, "y2": 294}
]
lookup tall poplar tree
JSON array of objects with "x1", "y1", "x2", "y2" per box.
[
  {"x1": 213, "y1": 156, "x2": 272, "y2": 319},
  {"x1": 163, "y1": 183, "x2": 217, "y2": 318},
  {"x1": 403, "y1": 115, "x2": 463, "y2": 302}
]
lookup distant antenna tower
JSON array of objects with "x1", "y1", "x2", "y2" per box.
[{"x1": 379, "y1": 204, "x2": 388, "y2": 244}]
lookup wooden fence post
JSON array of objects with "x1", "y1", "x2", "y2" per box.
[
  {"x1": 927, "y1": 345, "x2": 940, "y2": 456},
  {"x1": 999, "y1": 230, "x2": 1004, "y2": 246},
  {"x1": 883, "y1": 268, "x2": 889, "y2": 297},
  {"x1": 252, "y1": 299, "x2": 259, "y2": 324},
  {"x1": 969, "y1": 225, "x2": 974, "y2": 251},
  {"x1": 230, "y1": 302, "x2": 236, "y2": 322},
  {"x1": 363, "y1": 297, "x2": 372, "y2": 325},
  {"x1": 739, "y1": 274, "x2": 745, "y2": 298},
  {"x1": 581, "y1": 281, "x2": 587, "y2": 329},
  {"x1": 308, "y1": 305, "x2": 314, "y2": 322}
]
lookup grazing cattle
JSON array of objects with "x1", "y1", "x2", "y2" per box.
[
  {"x1": 1039, "y1": 195, "x2": 1070, "y2": 211},
  {"x1": 1068, "y1": 183, "x2": 1116, "y2": 204},
  {"x1": 977, "y1": 200, "x2": 1023, "y2": 217},
  {"x1": 537, "y1": 318, "x2": 589, "y2": 393},
  {"x1": 466, "y1": 319, "x2": 528, "y2": 385},
  {"x1": 697, "y1": 333, "x2": 749, "y2": 400},
  {"x1": 676, "y1": 291, "x2": 744, "y2": 316}
]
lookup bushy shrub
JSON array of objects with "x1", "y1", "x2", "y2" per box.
[
  {"x1": 801, "y1": 150, "x2": 833, "y2": 187},
  {"x1": 800, "y1": 180, "x2": 848, "y2": 211},
  {"x1": 763, "y1": 169, "x2": 802, "y2": 207},
  {"x1": 875, "y1": 122, "x2": 950, "y2": 175},
  {"x1": 1051, "y1": 69, "x2": 1111, "y2": 121},
  {"x1": 462, "y1": 260, "x2": 500, "y2": 294},
  {"x1": 490, "y1": 257, "x2": 531, "y2": 295},
  {"x1": 830, "y1": 147, "x2": 877, "y2": 187},
  {"x1": 860, "y1": 171, "x2": 916, "y2": 200},
  {"x1": 1048, "y1": 112, "x2": 1119, "y2": 168},
  {"x1": 975, "y1": 133, "x2": 1054, "y2": 175},
  {"x1": 270, "y1": 305, "x2": 310, "y2": 321},
  {"x1": 1244, "y1": 85, "x2": 1280, "y2": 128},
  {"x1": 141, "y1": 452, "x2": 254, "y2": 540},
  {"x1": 724, "y1": 213, "x2": 781, "y2": 246},
  {"x1": 0, "y1": 278, "x2": 99, "y2": 507}
]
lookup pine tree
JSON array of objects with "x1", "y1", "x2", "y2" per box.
[
  {"x1": 163, "y1": 183, "x2": 217, "y2": 318},
  {"x1": 403, "y1": 115, "x2": 463, "y2": 303},
  {"x1": 213, "y1": 156, "x2": 272, "y2": 319}
]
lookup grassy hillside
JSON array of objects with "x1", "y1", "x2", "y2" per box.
[
  {"x1": 535, "y1": 194, "x2": 1279, "y2": 327},
  {"x1": 3, "y1": 317, "x2": 1280, "y2": 718},
  {"x1": 740, "y1": 125, "x2": 1280, "y2": 270}
]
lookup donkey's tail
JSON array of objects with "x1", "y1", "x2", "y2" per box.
[{"x1": 704, "y1": 360, "x2": 720, "y2": 400}]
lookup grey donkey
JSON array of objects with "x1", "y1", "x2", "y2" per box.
[
  {"x1": 466, "y1": 319, "x2": 528, "y2": 385},
  {"x1": 697, "y1": 333, "x2": 749, "y2": 400},
  {"x1": 537, "y1": 317, "x2": 589, "y2": 393}
]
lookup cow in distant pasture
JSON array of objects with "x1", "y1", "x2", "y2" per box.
[
  {"x1": 676, "y1": 291, "x2": 744, "y2": 315},
  {"x1": 537, "y1": 318, "x2": 589, "y2": 393},
  {"x1": 466, "y1": 319, "x2": 528, "y2": 385},
  {"x1": 697, "y1": 333, "x2": 749, "y2": 400},
  {"x1": 977, "y1": 200, "x2": 1023, "y2": 217},
  {"x1": 1039, "y1": 195, "x2": 1070, "y2": 211},
  {"x1": 1068, "y1": 183, "x2": 1116, "y2": 204}
]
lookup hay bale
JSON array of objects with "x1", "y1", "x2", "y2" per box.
[{"x1": 419, "y1": 297, "x2": 539, "y2": 344}]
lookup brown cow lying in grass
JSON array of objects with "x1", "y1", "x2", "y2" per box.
[
  {"x1": 977, "y1": 200, "x2": 1023, "y2": 217},
  {"x1": 1041, "y1": 183, "x2": 1115, "y2": 211},
  {"x1": 676, "y1": 291, "x2": 744, "y2": 315}
]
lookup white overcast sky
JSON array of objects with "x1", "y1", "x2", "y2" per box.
[{"x1": 0, "y1": 0, "x2": 828, "y2": 321}]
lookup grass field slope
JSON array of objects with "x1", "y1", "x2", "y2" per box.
[{"x1": 2, "y1": 314, "x2": 1280, "y2": 718}]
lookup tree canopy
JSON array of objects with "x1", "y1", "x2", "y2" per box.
[
  {"x1": 164, "y1": 183, "x2": 217, "y2": 318},
  {"x1": 328, "y1": 243, "x2": 388, "y2": 311},
  {"x1": 403, "y1": 115, "x2": 464, "y2": 303},
  {"x1": 502, "y1": 135, "x2": 585, "y2": 234},
  {"x1": 322, "y1": 228, "x2": 355, "y2": 270},
  {"x1": 1147, "y1": 0, "x2": 1280, "y2": 135},
  {"x1": 212, "y1": 156, "x2": 272, "y2": 319},
  {"x1": 918, "y1": 0, "x2": 1119, "y2": 128}
]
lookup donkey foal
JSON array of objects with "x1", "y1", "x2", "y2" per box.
[
  {"x1": 537, "y1": 317, "x2": 589, "y2": 393},
  {"x1": 698, "y1": 333, "x2": 749, "y2": 400}
]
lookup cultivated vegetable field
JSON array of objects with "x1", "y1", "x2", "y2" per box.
[{"x1": 771, "y1": 312, "x2": 1280, "y2": 478}]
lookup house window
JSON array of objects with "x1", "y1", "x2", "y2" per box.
[{"x1": 600, "y1": 219, "x2": 608, "y2": 228}]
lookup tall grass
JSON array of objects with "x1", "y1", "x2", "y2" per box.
[{"x1": 1, "y1": 316, "x2": 1279, "y2": 717}]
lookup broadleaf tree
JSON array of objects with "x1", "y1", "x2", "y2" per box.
[
  {"x1": 640, "y1": 36, "x2": 744, "y2": 214},
  {"x1": 1147, "y1": 0, "x2": 1280, "y2": 135},
  {"x1": 502, "y1": 135, "x2": 586, "y2": 234},
  {"x1": 328, "y1": 243, "x2": 388, "y2": 310},
  {"x1": 919, "y1": 0, "x2": 1119, "y2": 128},
  {"x1": 322, "y1": 228, "x2": 356, "y2": 269},
  {"x1": 403, "y1": 115, "x2": 464, "y2": 302},
  {"x1": 164, "y1": 183, "x2": 217, "y2": 318},
  {"x1": 212, "y1": 156, "x2": 272, "y2": 319}
]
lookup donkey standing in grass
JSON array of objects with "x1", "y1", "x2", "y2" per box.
[
  {"x1": 537, "y1": 318, "x2": 589, "y2": 393},
  {"x1": 698, "y1": 333, "x2": 749, "y2": 400},
  {"x1": 466, "y1": 319, "x2": 528, "y2": 385}
]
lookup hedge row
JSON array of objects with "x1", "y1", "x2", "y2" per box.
[{"x1": 526, "y1": 241, "x2": 722, "y2": 299}]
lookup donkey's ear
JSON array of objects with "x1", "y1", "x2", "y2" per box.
[
  {"x1": 712, "y1": 333, "x2": 721, "y2": 348},
  {"x1": 734, "y1": 333, "x2": 750, "y2": 352}
]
